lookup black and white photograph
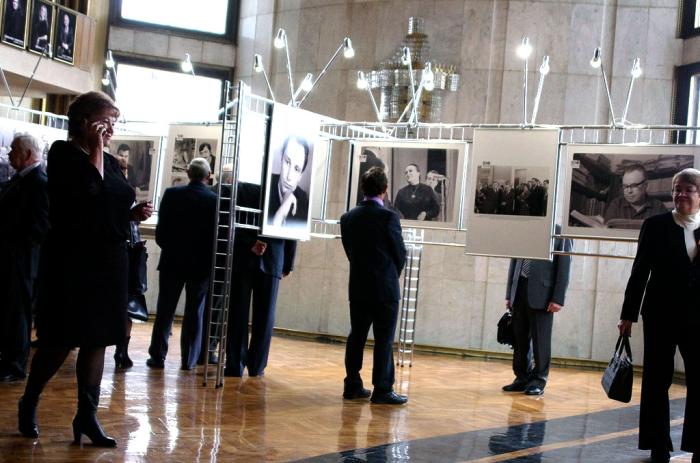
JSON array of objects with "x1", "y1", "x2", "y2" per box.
[
  {"x1": 349, "y1": 141, "x2": 467, "y2": 229},
  {"x1": 563, "y1": 144, "x2": 700, "y2": 239},
  {"x1": 172, "y1": 137, "x2": 195, "y2": 173},
  {"x1": 261, "y1": 103, "x2": 320, "y2": 241},
  {"x1": 53, "y1": 7, "x2": 76, "y2": 64},
  {"x1": 473, "y1": 164, "x2": 550, "y2": 217},
  {"x1": 0, "y1": 117, "x2": 67, "y2": 181},
  {"x1": 465, "y1": 129, "x2": 559, "y2": 260},
  {"x1": 196, "y1": 138, "x2": 217, "y2": 174},
  {"x1": 109, "y1": 136, "x2": 160, "y2": 204},
  {"x1": 163, "y1": 124, "x2": 222, "y2": 198},
  {"x1": 2, "y1": 0, "x2": 28, "y2": 48},
  {"x1": 28, "y1": 0, "x2": 52, "y2": 54}
]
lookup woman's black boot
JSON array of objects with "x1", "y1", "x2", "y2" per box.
[
  {"x1": 18, "y1": 395, "x2": 39, "y2": 438},
  {"x1": 114, "y1": 337, "x2": 133, "y2": 369},
  {"x1": 72, "y1": 385, "x2": 116, "y2": 447}
]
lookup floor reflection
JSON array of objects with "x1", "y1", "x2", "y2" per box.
[{"x1": 488, "y1": 396, "x2": 547, "y2": 461}]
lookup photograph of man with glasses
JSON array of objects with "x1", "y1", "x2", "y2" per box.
[{"x1": 603, "y1": 164, "x2": 667, "y2": 225}]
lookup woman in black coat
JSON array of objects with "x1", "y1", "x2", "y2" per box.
[
  {"x1": 18, "y1": 92, "x2": 152, "y2": 447},
  {"x1": 619, "y1": 168, "x2": 700, "y2": 463}
]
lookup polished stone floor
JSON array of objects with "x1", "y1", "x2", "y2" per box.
[{"x1": 0, "y1": 322, "x2": 691, "y2": 462}]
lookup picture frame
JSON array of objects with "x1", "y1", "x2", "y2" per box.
[
  {"x1": 2, "y1": 0, "x2": 29, "y2": 49},
  {"x1": 28, "y1": 0, "x2": 52, "y2": 55},
  {"x1": 562, "y1": 144, "x2": 700, "y2": 240},
  {"x1": 108, "y1": 136, "x2": 162, "y2": 205},
  {"x1": 464, "y1": 128, "x2": 560, "y2": 260},
  {"x1": 347, "y1": 140, "x2": 468, "y2": 230},
  {"x1": 261, "y1": 103, "x2": 320, "y2": 241},
  {"x1": 53, "y1": 6, "x2": 76, "y2": 64}
]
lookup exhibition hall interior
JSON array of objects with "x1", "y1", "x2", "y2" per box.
[{"x1": 1, "y1": 0, "x2": 699, "y2": 461}]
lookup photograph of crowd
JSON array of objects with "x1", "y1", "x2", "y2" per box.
[{"x1": 473, "y1": 164, "x2": 550, "y2": 217}]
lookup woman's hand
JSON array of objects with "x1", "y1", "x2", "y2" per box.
[
  {"x1": 618, "y1": 319, "x2": 633, "y2": 337},
  {"x1": 83, "y1": 119, "x2": 106, "y2": 155},
  {"x1": 130, "y1": 201, "x2": 153, "y2": 222}
]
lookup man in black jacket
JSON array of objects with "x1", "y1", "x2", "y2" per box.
[
  {"x1": 340, "y1": 166, "x2": 407, "y2": 404},
  {"x1": 147, "y1": 158, "x2": 217, "y2": 370},
  {"x1": 0, "y1": 133, "x2": 49, "y2": 381}
]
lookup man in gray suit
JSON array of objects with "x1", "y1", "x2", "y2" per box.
[{"x1": 503, "y1": 227, "x2": 572, "y2": 395}]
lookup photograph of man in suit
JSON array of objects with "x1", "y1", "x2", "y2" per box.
[
  {"x1": 340, "y1": 166, "x2": 407, "y2": 405},
  {"x1": 0, "y1": 133, "x2": 49, "y2": 381},
  {"x1": 225, "y1": 181, "x2": 297, "y2": 377},
  {"x1": 268, "y1": 135, "x2": 310, "y2": 228},
  {"x1": 503, "y1": 226, "x2": 572, "y2": 396},
  {"x1": 146, "y1": 158, "x2": 217, "y2": 370}
]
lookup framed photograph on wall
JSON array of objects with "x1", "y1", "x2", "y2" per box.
[
  {"x1": 162, "y1": 124, "x2": 222, "y2": 198},
  {"x1": 108, "y1": 136, "x2": 161, "y2": 205},
  {"x1": 465, "y1": 129, "x2": 560, "y2": 260},
  {"x1": 2, "y1": 0, "x2": 29, "y2": 48},
  {"x1": 53, "y1": 7, "x2": 76, "y2": 64},
  {"x1": 562, "y1": 144, "x2": 700, "y2": 240},
  {"x1": 348, "y1": 141, "x2": 467, "y2": 230},
  {"x1": 261, "y1": 103, "x2": 320, "y2": 241},
  {"x1": 28, "y1": 0, "x2": 52, "y2": 55}
]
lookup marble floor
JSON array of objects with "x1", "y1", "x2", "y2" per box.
[{"x1": 0, "y1": 322, "x2": 691, "y2": 462}]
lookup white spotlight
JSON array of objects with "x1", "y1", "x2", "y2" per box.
[
  {"x1": 181, "y1": 53, "x2": 193, "y2": 74},
  {"x1": 401, "y1": 46, "x2": 411, "y2": 66},
  {"x1": 357, "y1": 70, "x2": 368, "y2": 90},
  {"x1": 516, "y1": 37, "x2": 532, "y2": 59},
  {"x1": 590, "y1": 47, "x2": 602, "y2": 69},
  {"x1": 300, "y1": 73, "x2": 314, "y2": 91},
  {"x1": 253, "y1": 54, "x2": 263, "y2": 73},
  {"x1": 274, "y1": 28, "x2": 286, "y2": 49},
  {"x1": 101, "y1": 70, "x2": 110, "y2": 87},
  {"x1": 422, "y1": 62, "x2": 435, "y2": 91},
  {"x1": 105, "y1": 50, "x2": 115, "y2": 69},
  {"x1": 539, "y1": 55, "x2": 550, "y2": 75},
  {"x1": 631, "y1": 58, "x2": 642, "y2": 78},
  {"x1": 343, "y1": 37, "x2": 355, "y2": 59}
]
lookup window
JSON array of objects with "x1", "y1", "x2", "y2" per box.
[
  {"x1": 115, "y1": 63, "x2": 223, "y2": 125},
  {"x1": 681, "y1": 0, "x2": 700, "y2": 37},
  {"x1": 111, "y1": 0, "x2": 238, "y2": 41},
  {"x1": 673, "y1": 61, "x2": 700, "y2": 143}
]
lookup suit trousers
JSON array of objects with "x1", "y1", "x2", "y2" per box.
[
  {"x1": 344, "y1": 300, "x2": 398, "y2": 393},
  {"x1": 0, "y1": 249, "x2": 33, "y2": 375},
  {"x1": 511, "y1": 278, "x2": 553, "y2": 387},
  {"x1": 225, "y1": 269, "x2": 280, "y2": 377},
  {"x1": 639, "y1": 313, "x2": 698, "y2": 452},
  {"x1": 148, "y1": 270, "x2": 209, "y2": 369}
]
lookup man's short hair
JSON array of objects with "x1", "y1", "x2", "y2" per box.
[
  {"x1": 117, "y1": 143, "x2": 130, "y2": 154},
  {"x1": 673, "y1": 168, "x2": 700, "y2": 191},
  {"x1": 361, "y1": 166, "x2": 388, "y2": 197},
  {"x1": 622, "y1": 164, "x2": 648, "y2": 180},
  {"x1": 406, "y1": 163, "x2": 420, "y2": 172},
  {"x1": 12, "y1": 133, "x2": 41, "y2": 158},
  {"x1": 281, "y1": 135, "x2": 310, "y2": 172},
  {"x1": 199, "y1": 142, "x2": 212, "y2": 153},
  {"x1": 187, "y1": 157, "x2": 211, "y2": 182}
]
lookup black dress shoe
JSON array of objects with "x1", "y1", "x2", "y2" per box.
[
  {"x1": 524, "y1": 386, "x2": 545, "y2": 396},
  {"x1": 146, "y1": 358, "x2": 164, "y2": 369},
  {"x1": 650, "y1": 448, "x2": 670, "y2": 462},
  {"x1": 370, "y1": 391, "x2": 408, "y2": 405},
  {"x1": 343, "y1": 387, "x2": 371, "y2": 400},
  {"x1": 0, "y1": 371, "x2": 26, "y2": 382},
  {"x1": 502, "y1": 381, "x2": 528, "y2": 392}
]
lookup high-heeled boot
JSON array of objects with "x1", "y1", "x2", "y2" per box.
[
  {"x1": 72, "y1": 385, "x2": 116, "y2": 447},
  {"x1": 114, "y1": 337, "x2": 133, "y2": 369},
  {"x1": 18, "y1": 395, "x2": 39, "y2": 438}
]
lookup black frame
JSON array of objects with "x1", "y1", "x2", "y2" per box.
[
  {"x1": 28, "y1": 0, "x2": 53, "y2": 55},
  {"x1": 672, "y1": 61, "x2": 700, "y2": 143},
  {"x1": 1, "y1": 0, "x2": 29, "y2": 49},
  {"x1": 53, "y1": 6, "x2": 76, "y2": 64},
  {"x1": 109, "y1": 0, "x2": 239, "y2": 44},
  {"x1": 680, "y1": 0, "x2": 700, "y2": 38}
]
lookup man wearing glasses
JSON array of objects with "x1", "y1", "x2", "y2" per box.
[{"x1": 603, "y1": 164, "x2": 666, "y2": 225}]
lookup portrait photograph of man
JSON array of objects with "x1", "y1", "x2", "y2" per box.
[
  {"x1": 567, "y1": 151, "x2": 695, "y2": 235},
  {"x1": 108, "y1": 137, "x2": 157, "y2": 204},
  {"x1": 28, "y1": 0, "x2": 52, "y2": 54},
  {"x1": 53, "y1": 8, "x2": 76, "y2": 64},
  {"x1": 2, "y1": 0, "x2": 28, "y2": 48},
  {"x1": 172, "y1": 138, "x2": 195, "y2": 173},
  {"x1": 261, "y1": 103, "x2": 320, "y2": 241}
]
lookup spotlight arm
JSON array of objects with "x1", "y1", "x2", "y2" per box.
[
  {"x1": 621, "y1": 59, "x2": 641, "y2": 124},
  {"x1": 598, "y1": 61, "x2": 616, "y2": 126},
  {"x1": 0, "y1": 66, "x2": 16, "y2": 107},
  {"x1": 364, "y1": 85, "x2": 382, "y2": 123},
  {"x1": 298, "y1": 38, "x2": 349, "y2": 107},
  {"x1": 18, "y1": 45, "x2": 51, "y2": 108},
  {"x1": 281, "y1": 34, "x2": 297, "y2": 107}
]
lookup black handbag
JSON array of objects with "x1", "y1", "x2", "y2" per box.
[
  {"x1": 126, "y1": 225, "x2": 149, "y2": 322},
  {"x1": 497, "y1": 310, "x2": 514, "y2": 347},
  {"x1": 601, "y1": 335, "x2": 634, "y2": 403}
]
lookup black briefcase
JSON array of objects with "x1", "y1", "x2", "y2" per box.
[
  {"x1": 601, "y1": 335, "x2": 634, "y2": 403},
  {"x1": 497, "y1": 311, "x2": 514, "y2": 348}
]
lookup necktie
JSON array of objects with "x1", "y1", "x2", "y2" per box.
[{"x1": 520, "y1": 259, "x2": 531, "y2": 278}]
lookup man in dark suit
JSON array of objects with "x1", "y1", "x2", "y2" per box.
[
  {"x1": 147, "y1": 158, "x2": 217, "y2": 370},
  {"x1": 225, "y1": 181, "x2": 297, "y2": 377},
  {"x1": 0, "y1": 133, "x2": 49, "y2": 381},
  {"x1": 340, "y1": 166, "x2": 407, "y2": 405},
  {"x1": 503, "y1": 226, "x2": 572, "y2": 395}
]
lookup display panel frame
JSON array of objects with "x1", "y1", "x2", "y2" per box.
[
  {"x1": 52, "y1": 6, "x2": 76, "y2": 65},
  {"x1": 1, "y1": 0, "x2": 30, "y2": 49},
  {"x1": 27, "y1": 0, "x2": 53, "y2": 55}
]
